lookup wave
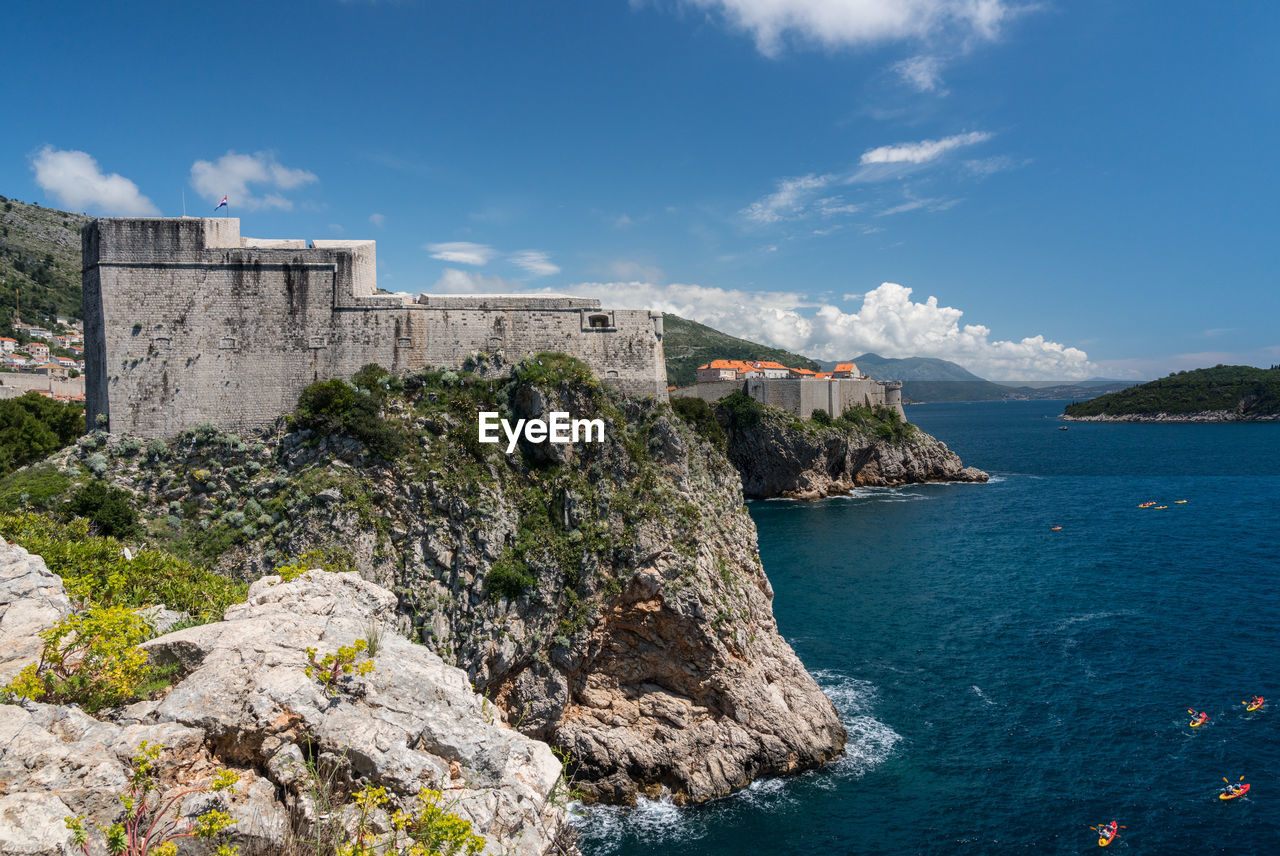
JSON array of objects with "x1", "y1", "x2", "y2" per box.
[
  {"x1": 571, "y1": 669, "x2": 901, "y2": 850},
  {"x1": 971, "y1": 684, "x2": 996, "y2": 706}
]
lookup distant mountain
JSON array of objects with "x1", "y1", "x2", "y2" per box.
[
  {"x1": 1063, "y1": 365, "x2": 1280, "y2": 418},
  {"x1": 662, "y1": 315, "x2": 819, "y2": 388},
  {"x1": 819, "y1": 353, "x2": 988, "y2": 382},
  {"x1": 0, "y1": 195, "x2": 89, "y2": 334}
]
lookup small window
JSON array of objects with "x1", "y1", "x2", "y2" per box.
[
  {"x1": 219, "y1": 336, "x2": 237, "y2": 349},
  {"x1": 588, "y1": 314, "x2": 611, "y2": 329},
  {"x1": 397, "y1": 337, "x2": 412, "y2": 347},
  {"x1": 309, "y1": 336, "x2": 328, "y2": 349},
  {"x1": 606, "y1": 370, "x2": 619, "y2": 378},
  {"x1": 153, "y1": 337, "x2": 172, "y2": 350}
]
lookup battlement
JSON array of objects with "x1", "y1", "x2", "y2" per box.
[{"x1": 83, "y1": 218, "x2": 667, "y2": 438}]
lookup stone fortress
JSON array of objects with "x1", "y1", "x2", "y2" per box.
[
  {"x1": 672, "y1": 369, "x2": 905, "y2": 421},
  {"x1": 82, "y1": 218, "x2": 668, "y2": 439}
]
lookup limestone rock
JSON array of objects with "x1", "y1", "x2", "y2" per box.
[
  {"x1": 0, "y1": 541, "x2": 72, "y2": 684},
  {"x1": 141, "y1": 571, "x2": 569, "y2": 855},
  {"x1": 723, "y1": 408, "x2": 988, "y2": 499}
]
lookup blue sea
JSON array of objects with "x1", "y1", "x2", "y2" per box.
[{"x1": 574, "y1": 400, "x2": 1280, "y2": 855}]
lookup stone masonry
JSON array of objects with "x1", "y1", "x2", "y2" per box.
[
  {"x1": 83, "y1": 218, "x2": 668, "y2": 438},
  {"x1": 672, "y1": 377, "x2": 904, "y2": 420}
]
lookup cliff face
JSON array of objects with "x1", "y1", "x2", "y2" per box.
[
  {"x1": 0, "y1": 544, "x2": 568, "y2": 856},
  {"x1": 41, "y1": 357, "x2": 845, "y2": 806},
  {"x1": 721, "y1": 406, "x2": 987, "y2": 500}
]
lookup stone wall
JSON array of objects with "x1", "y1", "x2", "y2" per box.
[
  {"x1": 84, "y1": 218, "x2": 668, "y2": 438},
  {"x1": 672, "y1": 377, "x2": 905, "y2": 420},
  {"x1": 0, "y1": 374, "x2": 85, "y2": 399}
]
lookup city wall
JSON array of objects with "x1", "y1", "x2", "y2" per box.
[
  {"x1": 672, "y1": 377, "x2": 904, "y2": 420},
  {"x1": 83, "y1": 218, "x2": 667, "y2": 438}
]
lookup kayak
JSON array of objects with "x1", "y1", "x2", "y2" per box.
[
  {"x1": 1098, "y1": 822, "x2": 1118, "y2": 847},
  {"x1": 1245, "y1": 698, "x2": 1264, "y2": 712},
  {"x1": 1190, "y1": 712, "x2": 1209, "y2": 727},
  {"x1": 1220, "y1": 784, "x2": 1250, "y2": 800}
]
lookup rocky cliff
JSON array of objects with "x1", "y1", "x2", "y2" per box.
[
  {"x1": 0, "y1": 542, "x2": 568, "y2": 856},
  {"x1": 718, "y1": 400, "x2": 987, "y2": 499},
  {"x1": 21, "y1": 355, "x2": 845, "y2": 807}
]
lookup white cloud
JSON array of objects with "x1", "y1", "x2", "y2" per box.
[
  {"x1": 510, "y1": 250, "x2": 561, "y2": 277},
  {"x1": 684, "y1": 0, "x2": 1019, "y2": 57},
  {"x1": 894, "y1": 54, "x2": 947, "y2": 93},
  {"x1": 426, "y1": 242, "x2": 496, "y2": 266},
  {"x1": 189, "y1": 151, "x2": 317, "y2": 211},
  {"x1": 549, "y1": 279, "x2": 1094, "y2": 380},
  {"x1": 742, "y1": 173, "x2": 835, "y2": 223},
  {"x1": 369, "y1": 212, "x2": 386, "y2": 228},
  {"x1": 962, "y1": 155, "x2": 1027, "y2": 178},
  {"x1": 879, "y1": 196, "x2": 959, "y2": 215},
  {"x1": 30, "y1": 146, "x2": 159, "y2": 216},
  {"x1": 860, "y1": 131, "x2": 992, "y2": 165},
  {"x1": 431, "y1": 268, "x2": 526, "y2": 294}
]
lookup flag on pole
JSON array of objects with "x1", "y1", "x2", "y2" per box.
[{"x1": 214, "y1": 196, "x2": 228, "y2": 212}]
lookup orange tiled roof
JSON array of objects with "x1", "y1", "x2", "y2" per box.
[
  {"x1": 813, "y1": 372, "x2": 832, "y2": 379},
  {"x1": 749, "y1": 360, "x2": 789, "y2": 370},
  {"x1": 791, "y1": 368, "x2": 816, "y2": 375},
  {"x1": 834, "y1": 363, "x2": 857, "y2": 372}
]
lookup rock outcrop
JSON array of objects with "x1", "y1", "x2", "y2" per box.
[
  {"x1": 0, "y1": 542, "x2": 71, "y2": 684},
  {"x1": 0, "y1": 556, "x2": 571, "y2": 856},
  {"x1": 36, "y1": 363, "x2": 848, "y2": 806},
  {"x1": 722, "y1": 408, "x2": 987, "y2": 500}
]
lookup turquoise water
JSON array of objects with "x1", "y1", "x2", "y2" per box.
[{"x1": 574, "y1": 401, "x2": 1280, "y2": 855}]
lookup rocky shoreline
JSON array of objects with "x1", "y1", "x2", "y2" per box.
[
  {"x1": 721, "y1": 409, "x2": 988, "y2": 500},
  {"x1": 1061, "y1": 411, "x2": 1280, "y2": 423},
  {"x1": 14, "y1": 365, "x2": 846, "y2": 813}
]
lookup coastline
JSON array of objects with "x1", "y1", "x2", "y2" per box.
[{"x1": 1061, "y1": 410, "x2": 1280, "y2": 423}]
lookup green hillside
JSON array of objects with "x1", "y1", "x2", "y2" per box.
[
  {"x1": 1063, "y1": 365, "x2": 1280, "y2": 417},
  {"x1": 0, "y1": 195, "x2": 89, "y2": 335},
  {"x1": 662, "y1": 314, "x2": 819, "y2": 387}
]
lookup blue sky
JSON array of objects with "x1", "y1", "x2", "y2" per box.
[{"x1": 5, "y1": 0, "x2": 1277, "y2": 379}]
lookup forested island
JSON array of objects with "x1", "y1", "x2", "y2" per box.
[{"x1": 1062, "y1": 365, "x2": 1280, "y2": 421}]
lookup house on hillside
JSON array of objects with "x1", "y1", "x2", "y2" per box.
[
  {"x1": 0, "y1": 337, "x2": 16, "y2": 354},
  {"x1": 832, "y1": 362, "x2": 863, "y2": 379},
  {"x1": 697, "y1": 359, "x2": 750, "y2": 382},
  {"x1": 746, "y1": 360, "x2": 790, "y2": 379},
  {"x1": 25, "y1": 342, "x2": 50, "y2": 362}
]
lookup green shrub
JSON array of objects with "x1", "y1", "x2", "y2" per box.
[
  {"x1": 0, "y1": 513, "x2": 246, "y2": 621},
  {"x1": 68, "y1": 480, "x2": 139, "y2": 538},
  {"x1": 513, "y1": 352, "x2": 596, "y2": 388},
  {"x1": 295, "y1": 374, "x2": 407, "y2": 458},
  {"x1": 3, "y1": 605, "x2": 153, "y2": 712},
  {"x1": 486, "y1": 560, "x2": 535, "y2": 600},
  {"x1": 305, "y1": 638, "x2": 375, "y2": 697},
  {"x1": 273, "y1": 548, "x2": 356, "y2": 581},
  {"x1": 811, "y1": 408, "x2": 831, "y2": 426},
  {"x1": 716, "y1": 390, "x2": 764, "y2": 428},
  {"x1": 0, "y1": 463, "x2": 71, "y2": 511},
  {"x1": 0, "y1": 392, "x2": 84, "y2": 477},
  {"x1": 64, "y1": 742, "x2": 240, "y2": 855},
  {"x1": 670, "y1": 396, "x2": 726, "y2": 446}
]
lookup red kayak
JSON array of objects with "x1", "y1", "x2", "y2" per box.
[
  {"x1": 1220, "y1": 783, "x2": 1250, "y2": 801},
  {"x1": 1097, "y1": 821, "x2": 1119, "y2": 847},
  {"x1": 1189, "y1": 711, "x2": 1209, "y2": 727}
]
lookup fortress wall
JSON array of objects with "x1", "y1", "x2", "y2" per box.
[{"x1": 84, "y1": 218, "x2": 667, "y2": 438}]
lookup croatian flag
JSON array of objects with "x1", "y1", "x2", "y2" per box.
[{"x1": 214, "y1": 196, "x2": 228, "y2": 211}]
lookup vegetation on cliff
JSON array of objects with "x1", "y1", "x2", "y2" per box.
[
  {"x1": 0, "y1": 195, "x2": 89, "y2": 332},
  {"x1": 1063, "y1": 365, "x2": 1280, "y2": 418},
  {"x1": 711, "y1": 393, "x2": 984, "y2": 499},
  {"x1": 0, "y1": 392, "x2": 83, "y2": 477},
  {"x1": 0, "y1": 352, "x2": 846, "y2": 804},
  {"x1": 662, "y1": 314, "x2": 820, "y2": 387}
]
